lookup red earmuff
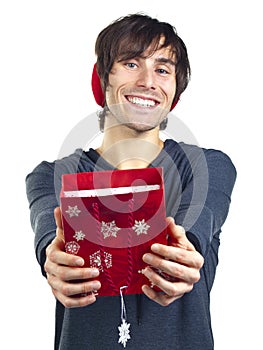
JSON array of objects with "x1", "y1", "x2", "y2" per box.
[
  {"x1": 91, "y1": 63, "x2": 105, "y2": 107},
  {"x1": 91, "y1": 63, "x2": 178, "y2": 110}
]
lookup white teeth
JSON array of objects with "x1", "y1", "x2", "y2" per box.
[{"x1": 127, "y1": 96, "x2": 156, "y2": 107}]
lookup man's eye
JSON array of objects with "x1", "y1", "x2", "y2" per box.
[
  {"x1": 125, "y1": 62, "x2": 137, "y2": 68},
  {"x1": 157, "y1": 68, "x2": 169, "y2": 75}
]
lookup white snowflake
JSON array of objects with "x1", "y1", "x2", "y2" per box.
[
  {"x1": 65, "y1": 205, "x2": 81, "y2": 217},
  {"x1": 101, "y1": 220, "x2": 121, "y2": 239},
  {"x1": 65, "y1": 241, "x2": 80, "y2": 255},
  {"x1": 118, "y1": 319, "x2": 131, "y2": 348},
  {"x1": 132, "y1": 219, "x2": 150, "y2": 235},
  {"x1": 73, "y1": 230, "x2": 85, "y2": 241},
  {"x1": 90, "y1": 250, "x2": 103, "y2": 271},
  {"x1": 104, "y1": 251, "x2": 112, "y2": 269},
  {"x1": 89, "y1": 250, "x2": 112, "y2": 271}
]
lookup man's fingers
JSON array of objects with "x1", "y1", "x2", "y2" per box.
[
  {"x1": 47, "y1": 273, "x2": 101, "y2": 297},
  {"x1": 51, "y1": 288, "x2": 98, "y2": 308},
  {"x1": 143, "y1": 253, "x2": 201, "y2": 284},
  {"x1": 142, "y1": 265, "x2": 196, "y2": 291},
  {"x1": 45, "y1": 242, "x2": 85, "y2": 267},
  {"x1": 142, "y1": 283, "x2": 185, "y2": 307},
  {"x1": 45, "y1": 258, "x2": 100, "y2": 281},
  {"x1": 150, "y1": 244, "x2": 204, "y2": 269},
  {"x1": 141, "y1": 265, "x2": 195, "y2": 307}
]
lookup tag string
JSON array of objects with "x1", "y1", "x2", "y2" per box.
[
  {"x1": 120, "y1": 285, "x2": 128, "y2": 322},
  {"x1": 127, "y1": 199, "x2": 134, "y2": 287}
]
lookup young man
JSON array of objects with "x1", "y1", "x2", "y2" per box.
[{"x1": 26, "y1": 14, "x2": 236, "y2": 349}]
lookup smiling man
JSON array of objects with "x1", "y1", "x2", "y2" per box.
[
  {"x1": 26, "y1": 13, "x2": 236, "y2": 350},
  {"x1": 104, "y1": 43, "x2": 175, "y2": 131}
]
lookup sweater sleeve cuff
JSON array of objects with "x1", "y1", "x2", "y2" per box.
[
  {"x1": 175, "y1": 205, "x2": 214, "y2": 257},
  {"x1": 34, "y1": 209, "x2": 57, "y2": 277}
]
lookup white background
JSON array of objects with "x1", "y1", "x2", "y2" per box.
[{"x1": 1, "y1": 1, "x2": 262, "y2": 349}]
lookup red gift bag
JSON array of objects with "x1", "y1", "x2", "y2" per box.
[{"x1": 60, "y1": 167, "x2": 168, "y2": 296}]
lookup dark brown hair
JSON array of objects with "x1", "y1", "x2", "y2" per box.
[{"x1": 95, "y1": 13, "x2": 191, "y2": 105}]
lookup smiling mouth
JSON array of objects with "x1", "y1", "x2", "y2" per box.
[{"x1": 126, "y1": 95, "x2": 159, "y2": 108}]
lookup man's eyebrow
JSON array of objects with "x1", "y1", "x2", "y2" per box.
[
  {"x1": 117, "y1": 56, "x2": 176, "y2": 67},
  {"x1": 155, "y1": 57, "x2": 176, "y2": 67}
]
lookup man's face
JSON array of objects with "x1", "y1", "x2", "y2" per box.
[{"x1": 105, "y1": 41, "x2": 177, "y2": 132}]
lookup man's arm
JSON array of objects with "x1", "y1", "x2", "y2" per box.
[
  {"x1": 142, "y1": 148, "x2": 236, "y2": 306},
  {"x1": 26, "y1": 160, "x2": 102, "y2": 307}
]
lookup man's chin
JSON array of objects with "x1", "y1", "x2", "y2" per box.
[{"x1": 124, "y1": 121, "x2": 159, "y2": 133}]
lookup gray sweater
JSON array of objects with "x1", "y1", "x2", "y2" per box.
[{"x1": 25, "y1": 139, "x2": 236, "y2": 349}]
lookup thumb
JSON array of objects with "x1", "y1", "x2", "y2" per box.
[
  {"x1": 54, "y1": 206, "x2": 62, "y2": 229},
  {"x1": 166, "y1": 217, "x2": 195, "y2": 251},
  {"x1": 54, "y1": 207, "x2": 64, "y2": 241}
]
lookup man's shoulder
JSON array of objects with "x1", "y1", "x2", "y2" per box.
[
  {"x1": 164, "y1": 139, "x2": 236, "y2": 179},
  {"x1": 165, "y1": 139, "x2": 235, "y2": 163},
  {"x1": 26, "y1": 148, "x2": 94, "y2": 179}
]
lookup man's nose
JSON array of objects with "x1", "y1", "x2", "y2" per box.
[{"x1": 135, "y1": 67, "x2": 156, "y2": 90}]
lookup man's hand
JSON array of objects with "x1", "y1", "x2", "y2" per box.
[
  {"x1": 44, "y1": 207, "x2": 101, "y2": 308},
  {"x1": 142, "y1": 217, "x2": 204, "y2": 306}
]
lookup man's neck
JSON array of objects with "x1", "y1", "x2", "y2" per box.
[{"x1": 96, "y1": 123, "x2": 163, "y2": 170}]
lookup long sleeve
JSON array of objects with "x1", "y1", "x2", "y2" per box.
[
  {"x1": 25, "y1": 161, "x2": 59, "y2": 275},
  {"x1": 163, "y1": 144, "x2": 237, "y2": 291},
  {"x1": 174, "y1": 147, "x2": 237, "y2": 257},
  {"x1": 25, "y1": 149, "x2": 98, "y2": 275}
]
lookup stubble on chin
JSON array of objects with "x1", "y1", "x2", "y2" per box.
[{"x1": 107, "y1": 104, "x2": 167, "y2": 132}]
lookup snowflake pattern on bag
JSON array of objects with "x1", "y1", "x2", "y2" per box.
[
  {"x1": 65, "y1": 241, "x2": 80, "y2": 255},
  {"x1": 73, "y1": 230, "x2": 86, "y2": 241},
  {"x1": 89, "y1": 250, "x2": 112, "y2": 272},
  {"x1": 132, "y1": 219, "x2": 150, "y2": 235},
  {"x1": 101, "y1": 220, "x2": 121, "y2": 239},
  {"x1": 65, "y1": 205, "x2": 81, "y2": 217}
]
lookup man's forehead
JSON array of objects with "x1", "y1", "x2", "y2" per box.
[
  {"x1": 142, "y1": 43, "x2": 176, "y2": 63},
  {"x1": 117, "y1": 41, "x2": 176, "y2": 64}
]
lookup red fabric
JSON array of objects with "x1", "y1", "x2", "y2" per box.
[
  {"x1": 91, "y1": 63, "x2": 105, "y2": 107},
  {"x1": 91, "y1": 63, "x2": 179, "y2": 110},
  {"x1": 60, "y1": 167, "x2": 168, "y2": 296}
]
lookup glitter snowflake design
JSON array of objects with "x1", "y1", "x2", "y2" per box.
[
  {"x1": 104, "y1": 252, "x2": 113, "y2": 269},
  {"x1": 90, "y1": 250, "x2": 102, "y2": 271},
  {"x1": 73, "y1": 230, "x2": 85, "y2": 241},
  {"x1": 89, "y1": 250, "x2": 112, "y2": 271},
  {"x1": 65, "y1": 205, "x2": 81, "y2": 217},
  {"x1": 65, "y1": 241, "x2": 80, "y2": 255},
  {"x1": 101, "y1": 220, "x2": 121, "y2": 239},
  {"x1": 132, "y1": 219, "x2": 150, "y2": 235},
  {"x1": 118, "y1": 319, "x2": 131, "y2": 348}
]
